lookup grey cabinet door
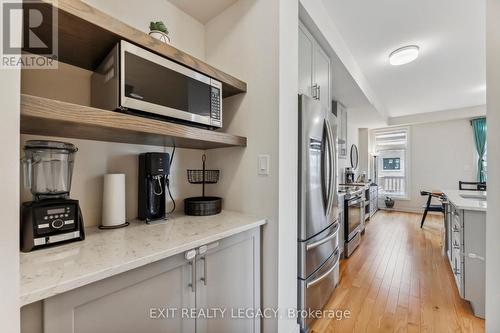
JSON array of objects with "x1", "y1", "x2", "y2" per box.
[
  {"x1": 44, "y1": 253, "x2": 195, "y2": 333},
  {"x1": 338, "y1": 210, "x2": 345, "y2": 256},
  {"x1": 464, "y1": 210, "x2": 486, "y2": 318},
  {"x1": 313, "y1": 43, "x2": 331, "y2": 114},
  {"x1": 298, "y1": 24, "x2": 314, "y2": 98},
  {"x1": 195, "y1": 229, "x2": 261, "y2": 333},
  {"x1": 338, "y1": 105, "x2": 347, "y2": 158}
]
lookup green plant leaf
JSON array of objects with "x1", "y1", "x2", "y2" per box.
[{"x1": 156, "y1": 21, "x2": 168, "y2": 34}]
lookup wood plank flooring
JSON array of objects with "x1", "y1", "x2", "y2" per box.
[{"x1": 310, "y1": 211, "x2": 485, "y2": 333}]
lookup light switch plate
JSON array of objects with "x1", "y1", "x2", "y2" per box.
[{"x1": 258, "y1": 154, "x2": 270, "y2": 175}]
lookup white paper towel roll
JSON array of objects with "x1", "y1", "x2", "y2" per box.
[{"x1": 101, "y1": 173, "x2": 126, "y2": 227}]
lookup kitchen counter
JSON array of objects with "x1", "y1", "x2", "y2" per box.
[
  {"x1": 442, "y1": 189, "x2": 487, "y2": 212},
  {"x1": 20, "y1": 211, "x2": 266, "y2": 306}
]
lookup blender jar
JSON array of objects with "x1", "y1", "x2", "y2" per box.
[{"x1": 22, "y1": 140, "x2": 78, "y2": 198}]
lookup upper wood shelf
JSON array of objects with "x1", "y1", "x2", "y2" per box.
[
  {"x1": 20, "y1": 94, "x2": 247, "y2": 149},
  {"x1": 26, "y1": 0, "x2": 246, "y2": 98}
]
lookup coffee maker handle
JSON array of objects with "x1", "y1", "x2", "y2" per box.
[{"x1": 22, "y1": 158, "x2": 32, "y2": 189}]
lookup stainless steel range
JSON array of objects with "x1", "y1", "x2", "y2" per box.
[
  {"x1": 338, "y1": 185, "x2": 365, "y2": 257},
  {"x1": 297, "y1": 95, "x2": 340, "y2": 332}
]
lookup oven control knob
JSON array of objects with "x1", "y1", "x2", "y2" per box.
[{"x1": 51, "y1": 219, "x2": 64, "y2": 229}]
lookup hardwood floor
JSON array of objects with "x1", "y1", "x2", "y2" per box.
[{"x1": 310, "y1": 211, "x2": 485, "y2": 333}]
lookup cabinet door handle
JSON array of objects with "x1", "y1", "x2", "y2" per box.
[
  {"x1": 185, "y1": 249, "x2": 197, "y2": 292},
  {"x1": 188, "y1": 260, "x2": 196, "y2": 292},
  {"x1": 317, "y1": 85, "x2": 321, "y2": 100},
  {"x1": 200, "y1": 256, "x2": 207, "y2": 286},
  {"x1": 312, "y1": 84, "x2": 318, "y2": 99}
]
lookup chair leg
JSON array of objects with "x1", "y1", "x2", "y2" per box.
[
  {"x1": 420, "y1": 209, "x2": 429, "y2": 228},
  {"x1": 420, "y1": 195, "x2": 432, "y2": 228}
]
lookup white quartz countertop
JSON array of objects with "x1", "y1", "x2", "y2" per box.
[
  {"x1": 20, "y1": 211, "x2": 266, "y2": 306},
  {"x1": 442, "y1": 189, "x2": 487, "y2": 212}
]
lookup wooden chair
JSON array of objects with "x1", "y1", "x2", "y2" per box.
[
  {"x1": 420, "y1": 191, "x2": 444, "y2": 228},
  {"x1": 459, "y1": 181, "x2": 486, "y2": 191}
]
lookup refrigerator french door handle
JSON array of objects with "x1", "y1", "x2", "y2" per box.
[
  {"x1": 321, "y1": 126, "x2": 328, "y2": 214},
  {"x1": 325, "y1": 119, "x2": 335, "y2": 217},
  {"x1": 306, "y1": 221, "x2": 340, "y2": 251}
]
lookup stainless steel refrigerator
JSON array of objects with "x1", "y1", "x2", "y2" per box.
[{"x1": 298, "y1": 94, "x2": 340, "y2": 332}]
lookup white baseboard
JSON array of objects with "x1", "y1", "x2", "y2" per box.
[{"x1": 379, "y1": 207, "x2": 442, "y2": 215}]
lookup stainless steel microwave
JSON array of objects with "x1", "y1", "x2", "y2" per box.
[{"x1": 91, "y1": 40, "x2": 222, "y2": 128}]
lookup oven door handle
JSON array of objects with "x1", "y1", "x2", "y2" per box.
[
  {"x1": 306, "y1": 222, "x2": 340, "y2": 251},
  {"x1": 325, "y1": 119, "x2": 335, "y2": 217},
  {"x1": 306, "y1": 248, "x2": 340, "y2": 289},
  {"x1": 349, "y1": 198, "x2": 364, "y2": 206}
]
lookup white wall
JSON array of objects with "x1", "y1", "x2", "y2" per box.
[
  {"x1": 83, "y1": 0, "x2": 206, "y2": 59},
  {"x1": 0, "y1": 21, "x2": 21, "y2": 333},
  {"x1": 358, "y1": 128, "x2": 369, "y2": 176},
  {"x1": 486, "y1": 0, "x2": 500, "y2": 330},
  {"x1": 277, "y1": 0, "x2": 299, "y2": 332},
  {"x1": 20, "y1": 134, "x2": 204, "y2": 227},
  {"x1": 381, "y1": 119, "x2": 476, "y2": 212},
  {"x1": 338, "y1": 112, "x2": 360, "y2": 181},
  {"x1": 204, "y1": 1, "x2": 281, "y2": 331}
]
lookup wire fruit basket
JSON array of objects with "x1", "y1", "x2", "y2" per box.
[
  {"x1": 187, "y1": 169, "x2": 219, "y2": 185},
  {"x1": 184, "y1": 155, "x2": 222, "y2": 216}
]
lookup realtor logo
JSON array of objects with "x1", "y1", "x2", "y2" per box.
[{"x1": 1, "y1": 0, "x2": 58, "y2": 69}]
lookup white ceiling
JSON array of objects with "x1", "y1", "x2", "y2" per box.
[
  {"x1": 168, "y1": 0, "x2": 238, "y2": 24},
  {"x1": 322, "y1": 0, "x2": 486, "y2": 117}
]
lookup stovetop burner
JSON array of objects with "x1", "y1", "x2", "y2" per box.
[{"x1": 338, "y1": 185, "x2": 365, "y2": 199}]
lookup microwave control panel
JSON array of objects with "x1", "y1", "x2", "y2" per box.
[{"x1": 210, "y1": 85, "x2": 222, "y2": 127}]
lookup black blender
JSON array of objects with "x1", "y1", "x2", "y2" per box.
[{"x1": 21, "y1": 140, "x2": 85, "y2": 252}]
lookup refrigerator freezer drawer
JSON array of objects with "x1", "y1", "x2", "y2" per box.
[
  {"x1": 298, "y1": 221, "x2": 340, "y2": 279},
  {"x1": 298, "y1": 247, "x2": 340, "y2": 332}
]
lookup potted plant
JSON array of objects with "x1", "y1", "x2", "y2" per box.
[
  {"x1": 149, "y1": 21, "x2": 170, "y2": 44},
  {"x1": 385, "y1": 196, "x2": 395, "y2": 209}
]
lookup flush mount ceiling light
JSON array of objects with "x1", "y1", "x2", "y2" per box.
[{"x1": 389, "y1": 45, "x2": 420, "y2": 66}]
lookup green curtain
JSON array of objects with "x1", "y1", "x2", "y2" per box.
[{"x1": 471, "y1": 117, "x2": 487, "y2": 182}]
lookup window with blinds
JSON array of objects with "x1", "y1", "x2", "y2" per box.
[{"x1": 373, "y1": 128, "x2": 410, "y2": 199}]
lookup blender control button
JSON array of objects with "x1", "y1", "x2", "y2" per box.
[
  {"x1": 38, "y1": 223, "x2": 49, "y2": 229},
  {"x1": 44, "y1": 216, "x2": 48, "y2": 220},
  {"x1": 64, "y1": 220, "x2": 75, "y2": 225},
  {"x1": 51, "y1": 219, "x2": 64, "y2": 229},
  {"x1": 65, "y1": 214, "x2": 69, "y2": 217},
  {"x1": 54, "y1": 215, "x2": 59, "y2": 218}
]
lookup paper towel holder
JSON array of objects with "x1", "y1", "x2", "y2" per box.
[
  {"x1": 98, "y1": 221, "x2": 129, "y2": 230},
  {"x1": 99, "y1": 173, "x2": 130, "y2": 230}
]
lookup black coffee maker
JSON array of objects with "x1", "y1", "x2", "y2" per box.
[{"x1": 138, "y1": 153, "x2": 171, "y2": 223}]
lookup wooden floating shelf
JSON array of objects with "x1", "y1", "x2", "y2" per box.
[
  {"x1": 20, "y1": 94, "x2": 247, "y2": 149},
  {"x1": 26, "y1": 0, "x2": 246, "y2": 98}
]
